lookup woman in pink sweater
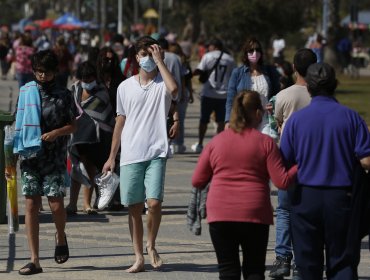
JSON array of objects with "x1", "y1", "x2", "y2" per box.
[{"x1": 192, "y1": 90, "x2": 297, "y2": 280}]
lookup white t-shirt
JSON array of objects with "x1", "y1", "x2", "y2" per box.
[
  {"x1": 197, "y1": 50, "x2": 236, "y2": 99},
  {"x1": 116, "y1": 74, "x2": 173, "y2": 166},
  {"x1": 273, "y1": 38, "x2": 285, "y2": 57}
]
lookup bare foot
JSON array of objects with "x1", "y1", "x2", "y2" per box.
[
  {"x1": 146, "y1": 247, "x2": 163, "y2": 269},
  {"x1": 125, "y1": 259, "x2": 145, "y2": 273}
]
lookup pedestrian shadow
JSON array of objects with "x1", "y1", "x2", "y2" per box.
[
  {"x1": 16, "y1": 213, "x2": 111, "y2": 224},
  {"x1": 159, "y1": 262, "x2": 217, "y2": 273},
  {"x1": 49, "y1": 262, "x2": 218, "y2": 274},
  {"x1": 0, "y1": 233, "x2": 16, "y2": 273},
  {"x1": 162, "y1": 209, "x2": 187, "y2": 215}
]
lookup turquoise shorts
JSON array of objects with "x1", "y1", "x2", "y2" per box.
[
  {"x1": 120, "y1": 157, "x2": 167, "y2": 205},
  {"x1": 21, "y1": 170, "x2": 66, "y2": 197}
]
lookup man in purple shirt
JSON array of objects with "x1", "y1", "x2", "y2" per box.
[{"x1": 280, "y1": 63, "x2": 370, "y2": 280}]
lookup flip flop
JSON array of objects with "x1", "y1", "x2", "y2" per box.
[
  {"x1": 54, "y1": 233, "x2": 69, "y2": 264},
  {"x1": 84, "y1": 207, "x2": 98, "y2": 215},
  {"x1": 18, "y1": 262, "x2": 43, "y2": 275}
]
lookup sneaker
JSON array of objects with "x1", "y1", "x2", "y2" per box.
[
  {"x1": 143, "y1": 201, "x2": 148, "y2": 215},
  {"x1": 95, "y1": 172, "x2": 120, "y2": 210},
  {"x1": 191, "y1": 143, "x2": 203, "y2": 153},
  {"x1": 169, "y1": 144, "x2": 175, "y2": 155},
  {"x1": 292, "y1": 264, "x2": 303, "y2": 280},
  {"x1": 269, "y1": 255, "x2": 291, "y2": 278},
  {"x1": 176, "y1": 144, "x2": 186, "y2": 154}
]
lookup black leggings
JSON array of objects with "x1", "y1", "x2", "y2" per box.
[{"x1": 209, "y1": 222, "x2": 269, "y2": 280}]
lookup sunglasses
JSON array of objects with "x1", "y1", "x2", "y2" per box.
[
  {"x1": 247, "y1": 48, "x2": 262, "y2": 54},
  {"x1": 34, "y1": 69, "x2": 54, "y2": 78}
]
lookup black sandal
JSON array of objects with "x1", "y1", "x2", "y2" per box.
[
  {"x1": 18, "y1": 262, "x2": 43, "y2": 275},
  {"x1": 54, "y1": 233, "x2": 69, "y2": 264}
]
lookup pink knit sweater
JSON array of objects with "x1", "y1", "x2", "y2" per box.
[{"x1": 192, "y1": 128, "x2": 297, "y2": 225}]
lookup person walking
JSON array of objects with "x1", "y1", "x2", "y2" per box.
[
  {"x1": 102, "y1": 36, "x2": 178, "y2": 273},
  {"x1": 157, "y1": 38, "x2": 183, "y2": 154},
  {"x1": 269, "y1": 48, "x2": 317, "y2": 280},
  {"x1": 192, "y1": 90, "x2": 297, "y2": 280},
  {"x1": 8, "y1": 50, "x2": 76, "y2": 275},
  {"x1": 192, "y1": 38, "x2": 236, "y2": 153},
  {"x1": 66, "y1": 61, "x2": 115, "y2": 215},
  {"x1": 168, "y1": 41, "x2": 194, "y2": 154},
  {"x1": 280, "y1": 63, "x2": 370, "y2": 279},
  {"x1": 53, "y1": 36, "x2": 73, "y2": 88},
  {"x1": 225, "y1": 37, "x2": 280, "y2": 132},
  {"x1": 14, "y1": 33, "x2": 35, "y2": 88}
]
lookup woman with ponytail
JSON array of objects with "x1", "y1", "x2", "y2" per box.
[{"x1": 192, "y1": 90, "x2": 297, "y2": 280}]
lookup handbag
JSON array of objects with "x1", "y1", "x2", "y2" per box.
[
  {"x1": 198, "y1": 70, "x2": 210, "y2": 83},
  {"x1": 71, "y1": 84, "x2": 100, "y2": 145},
  {"x1": 198, "y1": 51, "x2": 224, "y2": 84}
]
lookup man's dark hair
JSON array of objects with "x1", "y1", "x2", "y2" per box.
[
  {"x1": 111, "y1": 33, "x2": 124, "y2": 44},
  {"x1": 207, "y1": 38, "x2": 223, "y2": 50},
  {"x1": 31, "y1": 50, "x2": 58, "y2": 72},
  {"x1": 293, "y1": 48, "x2": 317, "y2": 77},
  {"x1": 135, "y1": 36, "x2": 159, "y2": 54},
  {"x1": 75, "y1": 61, "x2": 97, "y2": 81},
  {"x1": 306, "y1": 63, "x2": 338, "y2": 97},
  {"x1": 157, "y1": 38, "x2": 169, "y2": 50}
]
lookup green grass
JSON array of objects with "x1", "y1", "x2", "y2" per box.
[{"x1": 336, "y1": 74, "x2": 370, "y2": 126}]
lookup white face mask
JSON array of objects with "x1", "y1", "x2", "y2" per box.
[
  {"x1": 139, "y1": 56, "x2": 157, "y2": 73},
  {"x1": 81, "y1": 80, "x2": 97, "y2": 91},
  {"x1": 276, "y1": 67, "x2": 284, "y2": 76},
  {"x1": 248, "y1": 51, "x2": 261, "y2": 64}
]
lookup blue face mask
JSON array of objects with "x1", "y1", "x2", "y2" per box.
[
  {"x1": 81, "y1": 80, "x2": 97, "y2": 91},
  {"x1": 139, "y1": 56, "x2": 157, "y2": 73}
]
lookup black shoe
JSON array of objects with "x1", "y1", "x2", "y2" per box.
[
  {"x1": 269, "y1": 255, "x2": 291, "y2": 278},
  {"x1": 292, "y1": 264, "x2": 303, "y2": 280}
]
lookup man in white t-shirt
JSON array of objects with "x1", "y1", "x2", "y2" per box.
[
  {"x1": 272, "y1": 35, "x2": 286, "y2": 64},
  {"x1": 192, "y1": 38, "x2": 236, "y2": 153},
  {"x1": 269, "y1": 48, "x2": 317, "y2": 280},
  {"x1": 103, "y1": 36, "x2": 178, "y2": 273}
]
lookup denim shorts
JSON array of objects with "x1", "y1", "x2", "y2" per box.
[
  {"x1": 21, "y1": 170, "x2": 66, "y2": 197},
  {"x1": 120, "y1": 157, "x2": 167, "y2": 206}
]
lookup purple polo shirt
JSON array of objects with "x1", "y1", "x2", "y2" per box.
[{"x1": 280, "y1": 96, "x2": 370, "y2": 187}]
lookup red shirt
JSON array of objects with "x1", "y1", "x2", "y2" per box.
[
  {"x1": 15, "y1": 45, "x2": 35, "y2": 74},
  {"x1": 192, "y1": 128, "x2": 297, "y2": 225}
]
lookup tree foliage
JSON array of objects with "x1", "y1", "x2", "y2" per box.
[{"x1": 198, "y1": 0, "x2": 310, "y2": 52}]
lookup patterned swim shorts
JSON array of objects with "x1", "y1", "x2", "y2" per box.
[{"x1": 21, "y1": 170, "x2": 66, "y2": 197}]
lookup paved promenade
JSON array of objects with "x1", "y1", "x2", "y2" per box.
[{"x1": 0, "y1": 76, "x2": 370, "y2": 279}]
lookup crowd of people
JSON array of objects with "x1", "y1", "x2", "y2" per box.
[{"x1": 2, "y1": 26, "x2": 370, "y2": 280}]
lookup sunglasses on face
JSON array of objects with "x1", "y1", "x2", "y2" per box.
[
  {"x1": 247, "y1": 48, "x2": 262, "y2": 54},
  {"x1": 34, "y1": 69, "x2": 54, "y2": 78}
]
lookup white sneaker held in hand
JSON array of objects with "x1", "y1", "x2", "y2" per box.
[{"x1": 95, "y1": 171, "x2": 120, "y2": 210}]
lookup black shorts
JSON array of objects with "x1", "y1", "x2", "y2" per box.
[{"x1": 200, "y1": 96, "x2": 226, "y2": 124}]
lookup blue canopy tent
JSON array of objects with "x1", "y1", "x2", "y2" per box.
[
  {"x1": 54, "y1": 13, "x2": 85, "y2": 29},
  {"x1": 341, "y1": 10, "x2": 370, "y2": 30}
]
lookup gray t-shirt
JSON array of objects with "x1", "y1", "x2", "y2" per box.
[
  {"x1": 275, "y1": 84, "x2": 311, "y2": 134},
  {"x1": 164, "y1": 51, "x2": 183, "y2": 101}
]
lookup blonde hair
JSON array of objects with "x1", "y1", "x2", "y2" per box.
[{"x1": 229, "y1": 90, "x2": 263, "y2": 133}]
